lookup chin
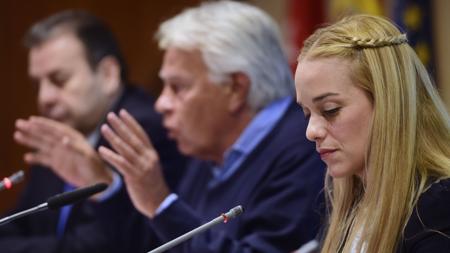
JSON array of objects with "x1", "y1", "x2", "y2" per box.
[
  {"x1": 327, "y1": 166, "x2": 352, "y2": 179},
  {"x1": 177, "y1": 142, "x2": 194, "y2": 156}
]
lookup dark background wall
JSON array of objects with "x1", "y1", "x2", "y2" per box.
[{"x1": 0, "y1": 0, "x2": 200, "y2": 214}]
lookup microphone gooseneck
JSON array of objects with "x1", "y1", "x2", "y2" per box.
[
  {"x1": 148, "y1": 205, "x2": 244, "y2": 253},
  {"x1": 0, "y1": 183, "x2": 108, "y2": 226}
]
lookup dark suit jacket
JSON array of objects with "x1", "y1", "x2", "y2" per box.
[
  {"x1": 0, "y1": 85, "x2": 188, "y2": 253},
  {"x1": 397, "y1": 178, "x2": 450, "y2": 252},
  {"x1": 127, "y1": 101, "x2": 326, "y2": 253}
]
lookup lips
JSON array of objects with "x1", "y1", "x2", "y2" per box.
[
  {"x1": 167, "y1": 130, "x2": 177, "y2": 139},
  {"x1": 44, "y1": 112, "x2": 67, "y2": 122},
  {"x1": 163, "y1": 124, "x2": 178, "y2": 140},
  {"x1": 317, "y1": 148, "x2": 337, "y2": 160}
]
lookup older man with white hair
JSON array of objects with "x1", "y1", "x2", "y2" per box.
[{"x1": 99, "y1": 1, "x2": 325, "y2": 252}]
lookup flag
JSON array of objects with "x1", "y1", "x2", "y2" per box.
[
  {"x1": 286, "y1": 0, "x2": 326, "y2": 68},
  {"x1": 393, "y1": 0, "x2": 435, "y2": 75},
  {"x1": 328, "y1": 0, "x2": 383, "y2": 21}
]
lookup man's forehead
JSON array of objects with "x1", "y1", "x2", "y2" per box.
[
  {"x1": 30, "y1": 32, "x2": 85, "y2": 63},
  {"x1": 159, "y1": 65, "x2": 192, "y2": 83},
  {"x1": 39, "y1": 32, "x2": 83, "y2": 52},
  {"x1": 164, "y1": 47, "x2": 203, "y2": 65},
  {"x1": 159, "y1": 47, "x2": 207, "y2": 80}
]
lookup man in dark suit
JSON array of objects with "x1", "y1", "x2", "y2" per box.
[
  {"x1": 99, "y1": 1, "x2": 326, "y2": 252},
  {"x1": 0, "y1": 10, "x2": 187, "y2": 253}
]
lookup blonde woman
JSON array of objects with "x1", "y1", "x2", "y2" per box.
[{"x1": 295, "y1": 15, "x2": 450, "y2": 252}]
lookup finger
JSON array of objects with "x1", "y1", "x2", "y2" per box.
[
  {"x1": 15, "y1": 119, "x2": 56, "y2": 149},
  {"x1": 31, "y1": 117, "x2": 98, "y2": 156},
  {"x1": 106, "y1": 112, "x2": 147, "y2": 154},
  {"x1": 59, "y1": 136, "x2": 82, "y2": 155},
  {"x1": 98, "y1": 146, "x2": 137, "y2": 178},
  {"x1": 58, "y1": 134, "x2": 92, "y2": 158},
  {"x1": 24, "y1": 152, "x2": 51, "y2": 167},
  {"x1": 119, "y1": 109, "x2": 152, "y2": 147},
  {"x1": 14, "y1": 130, "x2": 55, "y2": 155},
  {"x1": 100, "y1": 124, "x2": 139, "y2": 162},
  {"x1": 30, "y1": 116, "x2": 90, "y2": 155},
  {"x1": 27, "y1": 118, "x2": 68, "y2": 148},
  {"x1": 14, "y1": 130, "x2": 45, "y2": 151},
  {"x1": 29, "y1": 116, "x2": 71, "y2": 141},
  {"x1": 31, "y1": 116, "x2": 73, "y2": 133},
  {"x1": 136, "y1": 148, "x2": 161, "y2": 174}
]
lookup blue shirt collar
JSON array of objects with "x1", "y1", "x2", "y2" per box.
[{"x1": 211, "y1": 96, "x2": 293, "y2": 181}]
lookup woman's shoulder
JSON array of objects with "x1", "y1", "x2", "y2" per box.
[
  {"x1": 401, "y1": 178, "x2": 450, "y2": 250},
  {"x1": 411, "y1": 178, "x2": 450, "y2": 226},
  {"x1": 421, "y1": 178, "x2": 450, "y2": 201}
]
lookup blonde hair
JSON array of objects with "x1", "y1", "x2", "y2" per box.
[{"x1": 299, "y1": 14, "x2": 450, "y2": 253}]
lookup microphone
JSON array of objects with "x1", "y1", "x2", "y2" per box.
[
  {"x1": 148, "y1": 205, "x2": 244, "y2": 253},
  {"x1": 0, "y1": 183, "x2": 107, "y2": 226},
  {"x1": 47, "y1": 183, "x2": 107, "y2": 210},
  {"x1": 0, "y1": 170, "x2": 25, "y2": 191}
]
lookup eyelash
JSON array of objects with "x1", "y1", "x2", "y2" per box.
[
  {"x1": 168, "y1": 83, "x2": 185, "y2": 95},
  {"x1": 322, "y1": 107, "x2": 340, "y2": 118},
  {"x1": 302, "y1": 107, "x2": 340, "y2": 121}
]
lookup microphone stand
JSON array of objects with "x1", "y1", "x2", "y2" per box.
[
  {"x1": 148, "y1": 205, "x2": 243, "y2": 253},
  {"x1": 0, "y1": 203, "x2": 48, "y2": 226},
  {"x1": 0, "y1": 183, "x2": 107, "y2": 226}
]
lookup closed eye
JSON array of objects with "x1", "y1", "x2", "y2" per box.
[
  {"x1": 170, "y1": 83, "x2": 189, "y2": 95},
  {"x1": 323, "y1": 107, "x2": 340, "y2": 118}
]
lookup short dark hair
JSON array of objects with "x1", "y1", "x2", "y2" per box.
[{"x1": 24, "y1": 10, "x2": 128, "y2": 82}]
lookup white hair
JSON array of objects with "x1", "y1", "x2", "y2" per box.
[{"x1": 156, "y1": 0, "x2": 294, "y2": 111}]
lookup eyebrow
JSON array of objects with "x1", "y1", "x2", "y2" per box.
[
  {"x1": 297, "y1": 92, "x2": 340, "y2": 107},
  {"x1": 312, "y1": 92, "x2": 339, "y2": 103}
]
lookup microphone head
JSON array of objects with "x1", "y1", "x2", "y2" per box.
[
  {"x1": 9, "y1": 170, "x2": 25, "y2": 185},
  {"x1": 0, "y1": 170, "x2": 25, "y2": 191},
  {"x1": 47, "y1": 183, "x2": 108, "y2": 210},
  {"x1": 9, "y1": 170, "x2": 25, "y2": 184},
  {"x1": 225, "y1": 205, "x2": 244, "y2": 219}
]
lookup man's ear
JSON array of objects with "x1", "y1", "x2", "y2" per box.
[
  {"x1": 227, "y1": 72, "x2": 250, "y2": 113},
  {"x1": 96, "y1": 56, "x2": 121, "y2": 96}
]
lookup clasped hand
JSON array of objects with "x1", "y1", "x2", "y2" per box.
[{"x1": 14, "y1": 116, "x2": 113, "y2": 188}]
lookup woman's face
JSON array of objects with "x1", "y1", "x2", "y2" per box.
[{"x1": 295, "y1": 57, "x2": 373, "y2": 178}]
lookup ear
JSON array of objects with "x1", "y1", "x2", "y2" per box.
[
  {"x1": 227, "y1": 72, "x2": 250, "y2": 113},
  {"x1": 96, "y1": 56, "x2": 121, "y2": 96}
]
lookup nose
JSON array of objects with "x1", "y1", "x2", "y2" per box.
[
  {"x1": 155, "y1": 86, "x2": 174, "y2": 115},
  {"x1": 37, "y1": 80, "x2": 59, "y2": 109},
  {"x1": 305, "y1": 115, "x2": 327, "y2": 142}
]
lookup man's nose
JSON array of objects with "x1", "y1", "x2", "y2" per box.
[
  {"x1": 155, "y1": 86, "x2": 174, "y2": 114},
  {"x1": 38, "y1": 80, "x2": 59, "y2": 107}
]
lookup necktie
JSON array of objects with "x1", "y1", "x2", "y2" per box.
[{"x1": 56, "y1": 183, "x2": 75, "y2": 238}]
